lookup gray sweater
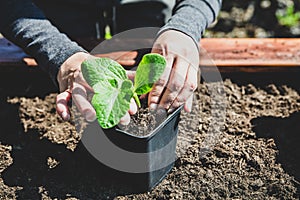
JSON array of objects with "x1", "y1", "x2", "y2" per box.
[{"x1": 0, "y1": 0, "x2": 221, "y2": 86}]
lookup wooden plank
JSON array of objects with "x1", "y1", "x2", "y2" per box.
[
  {"x1": 1, "y1": 37, "x2": 300, "y2": 72},
  {"x1": 0, "y1": 38, "x2": 32, "y2": 67},
  {"x1": 200, "y1": 38, "x2": 300, "y2": 69}
]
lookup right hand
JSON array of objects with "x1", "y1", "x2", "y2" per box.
[{"x1": 149, "y1": 30, "x2": 199, "y2": 113}]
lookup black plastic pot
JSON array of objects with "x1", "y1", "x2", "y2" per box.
[{"x1": 81, "y1": 106, "x2": 182, "y2": 193}]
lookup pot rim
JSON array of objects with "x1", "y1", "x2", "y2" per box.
[{"x1": 115, "y1": 105, "x2": 183, "y2": 140}]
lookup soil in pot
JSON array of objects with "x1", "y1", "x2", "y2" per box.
[{"x1": 117, "y1": 98, "x2": 176, "y2": 137}]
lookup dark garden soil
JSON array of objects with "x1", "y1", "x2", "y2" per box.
[
  {"x1": 0, "y1": 67, "x2": 300, "y2": 199},
  {"x1": 1, "y1": 1, "x2": 300, "y2": 199},
  {"x1": 205, "y1": 0, "x2": 300, "y2": 38}
]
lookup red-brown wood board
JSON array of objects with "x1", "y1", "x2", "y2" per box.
[
  {"x1": 200, "y1": 38, "x2": 300, "y2": 72},
  {"x1": 1, "y1": 37, "x2": 300, "y2": 72}
]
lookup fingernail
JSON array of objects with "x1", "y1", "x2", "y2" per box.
[
  {"x1": 129, "y1": 102, "x2": 137, "y2": 115},
  {"x1": 168, "y1": 107, "x2": 175, "y2": 114},
  {"x1": 62, "y1": 111, "x2": 70, "y2": 121},
  {"x1": 149, "y1": 103, "x2": 158, "y2": 111},
  {"x1": 119, "y1": 118, "x2": 130, "y2": 126},
  {"x1": 185, "y1": 104, "x2": 192, "y2": 113},
  {"x1": 185, "y1": 107, "x2": 191, "y2": 113},
  {"x1": 84, "y1": 111, "x2": 96, "y2": 122}
]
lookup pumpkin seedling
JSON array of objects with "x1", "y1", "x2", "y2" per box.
[{"x1": 81, "y1": 53, "x2": 166, "y2": 129}]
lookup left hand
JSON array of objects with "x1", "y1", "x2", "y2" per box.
[
  {"x1": 56, "y1": 52, "x2": 96, "y2": 122},
  {"x1": 56, "y1": 52, "x2": 137, "y2": 124},
  {"x1": 149, "y1": 30, "x2": 200, "y2": 113}
]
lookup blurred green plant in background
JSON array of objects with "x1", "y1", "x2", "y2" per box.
[
  {"x1": 276, "y1": 4, "x2": 300, "y2": 27},
  {"x1": 104, "y1": 25, "x2": 112, "y2": 40}
]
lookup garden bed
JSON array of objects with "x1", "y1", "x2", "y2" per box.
[
  {"x1": 1, "y1": 1, "x2": 300, "y2": 198},
  {"x1": 0, "y1": 65, "x2": 299, "y2": 199}
]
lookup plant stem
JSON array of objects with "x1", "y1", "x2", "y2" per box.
[{"x1": 133, "y1": 93, "x2": 141, "y2": 108}]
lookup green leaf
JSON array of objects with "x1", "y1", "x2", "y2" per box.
[
  {"x1": 81, "y1": 58, "x2": 127, "y2": 87},
  {"x1": 134, "y1": 53, "x2": 166, "y2": 95},
  {"x1": 92, "y1": 79, "x2": 133, "y2": 129},
  {"x1": 81, "y1": 58, "x2": 133, "y2": 129}
]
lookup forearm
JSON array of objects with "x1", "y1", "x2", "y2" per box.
[
  {"x1": 159, "y1": 0, "x2": 222, "y2": 45},
  {"x1": 0, "y1": 0, "x2": 86, "y2": 85}
]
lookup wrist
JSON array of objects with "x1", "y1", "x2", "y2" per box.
[{"x1": 157, "y1": 28, "x2": 200, "y2": 52}]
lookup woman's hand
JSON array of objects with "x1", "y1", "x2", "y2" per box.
[
  {"x1": 149, "y1": 30, "x2": 200, "y2": 113},
  {"x1": 56, "y1": 52, "x2": 137, "y2": 124}
]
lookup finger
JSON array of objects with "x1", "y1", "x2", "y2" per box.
[
  {"x1": 126, "y1": 70, "x2": 136, "y2": 81},
  {"x1": 148, "y1": 54, "x2": 174, "y2": 110},
  {"x1": 117, "y1": 59, "x2": 136, "y2": 66},
  {"x1": 119, "y1": 112, "x2": 130, "y2": 125},
  {"x1": 94, "y1": 51, "x2": 137, "y2": 60},
  {"x1": 57, "y1": 69, "x2": 69, "y2": 92},
  {"x1": 159, "y1": 57, "x2": 190, "y2": 110},
  {"x1": 56, "y1": 91, "x2": 72, "y2": 121},
  {"x1": 94, "y1": 51, "x2": 137, "y2": 66},
  {"x1": 168, "y1": 64, "x2": 198, "y2": 112},
  {"x1": 129, "y1": 98, "x2": 137, "y2": 115},
  {"x1": 74, "y1": 71, "x2": 94, "y2": 92},
  {"x1": 118, "y1": 51, "x2": 138, "y2": 63},
  {"x1": 72, "y1": 82, "x2": 96, "y2": 122},
  {"x1": 184, "y1": 94, "x2": 193, "y2": 113}
]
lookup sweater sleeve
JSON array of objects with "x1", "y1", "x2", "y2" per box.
[
  {"x1": 0, "y1": 0, "x2": 86, "y2": 86},
  {"x1": 159, "y1": 0, "x2": 222, "y2": 46}
]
